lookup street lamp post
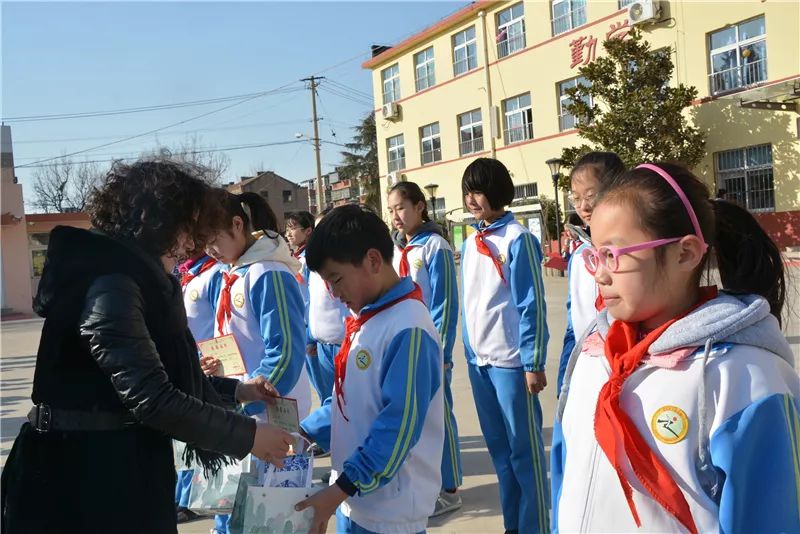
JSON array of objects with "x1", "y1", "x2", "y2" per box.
[
  {"x1": 545, "y1": 158, "x2": 565, "y2": 255},
  {"x1": 424, "y1": 183, "x2": 439, "y2": 222}
]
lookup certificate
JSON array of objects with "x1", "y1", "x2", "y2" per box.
[
  {"x1": 197, "y1": 334, "x2": 247, "y2": 377},
  {"x1": 267, "y1": 396, "x2": 300, "y2": 434}
]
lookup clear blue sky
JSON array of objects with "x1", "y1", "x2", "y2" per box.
[{"x1": 2, "y1": 1, "x2": 464, "y2": 207}]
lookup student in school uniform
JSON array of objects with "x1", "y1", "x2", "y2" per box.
[
  {"x1": 387, "y1": 181, "x2": 462, "y2": 517},
  {"x1": 285, "y1": 211, "x2": 314, "y2": 310},
  {"x1": 460, "y1": 158, "x2": 550, "y2": 534},
  {"x1": 296, "y1": 205, "x2": 444, "y2": 534},
  {"x1": 205, "y1": 191, "x2": 311, "y2": 534}
]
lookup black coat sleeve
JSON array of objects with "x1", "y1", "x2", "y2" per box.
[{"x1": 79, "y1": 274, "x2": 255, "y2": 459}]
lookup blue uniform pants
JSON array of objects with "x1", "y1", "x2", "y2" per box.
[
  {"x1": 440, "y1": 367, "x2": 463, "y2": 490},
  {"x1": 467, "y1": 363, "x2": 550, "y2": 534},
  {"x1": 335, "y1": 508, "x2": 424, "y2": 534},
  {"x1": 305, "y1": 341, "x2": 338, "y2": 402}
]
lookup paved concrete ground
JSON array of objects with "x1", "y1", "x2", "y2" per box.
[{"x1": 2, "y1": 269, "x2": 798, "y2": 533}]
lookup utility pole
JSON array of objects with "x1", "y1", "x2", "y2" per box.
[{"x1": 301, "y1": 76, "x2": 325, "y2": 213}]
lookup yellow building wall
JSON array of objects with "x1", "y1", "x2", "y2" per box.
[{"x1": 368, "y1": 0, "x2": 800, "y2": 218}]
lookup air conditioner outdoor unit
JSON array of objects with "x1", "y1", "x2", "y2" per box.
[
  {"x1": 386, "y1": 172, "x2": 406, "y2": 187},
  {"x1": 382, "y1": 102, "x2": 400, "y2": 120},
  {"x1": 628, "y1": 0, "x2": 661, "y2": 25}
]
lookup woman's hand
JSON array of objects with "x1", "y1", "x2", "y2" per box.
[
  {"x1": 295, "y1": 484, "x2": 348, "y2": 534},
  {"x1": 251, "y1": 422, "x2": 293, "y2": 467},
  {"x1": 525, "y1": 371, "x2": 547, "y2": 395},
  {"x1": 236, "y1": 375, "x2": 280, "y2": 404},
  {"x1": 200, "y1": 356, "x2": 222, "y2": 376}
]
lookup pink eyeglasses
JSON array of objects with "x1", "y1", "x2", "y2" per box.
[
  {"x1": 581, "y1": 163, "x2": 709, "y2": 274},
  {"x1": 581, "y1": 237, "x2": 681, "y2": 274}
]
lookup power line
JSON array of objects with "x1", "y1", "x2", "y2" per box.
[
  {"x1": 325, "y1": 78, "x2": 373, "y2": 100},
  {"x1": 319, "y1": 86, "x2": 373, "y2": 108},
  {"x1": 16, "y1": 82, "x2": 303, "y2": 169},
  {"x1": 1, "y1": 87, "x2": 302, "y2": 123},
  {"x1": 18, "y1": 139, "x2": 308, "y2": 170}
]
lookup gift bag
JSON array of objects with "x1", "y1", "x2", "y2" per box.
[{"x1": 188, "y1": 455, "x2": 256, "y2": 515}]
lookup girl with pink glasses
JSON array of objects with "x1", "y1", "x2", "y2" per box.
[{"x1": 552, "y1": 162, "x2": 798, "y2": 533}]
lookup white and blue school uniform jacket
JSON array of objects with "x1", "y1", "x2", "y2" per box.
[
  {"x1": 295, "y1": 248, "x2": 311, "y2": 315},
  {"x1": 210, "y1": 236, "x2": 311, "y2": 418},
  {"x1": 307, "y1": 269, "x2": 348, "y2": 346},
  {"x1": 558, "y1": 241, "x2": 598, "y2": 392},
  {"x1": 301, "y1": 278, "x2": 444, "y2": 534},
  {"x1": 182, "y1": 255, "x2": 220, "y2": 343},
  {"x1": 391, "y1": 230, "x2": 459, "y2": 365},
  {"x1": 461, "y1": 212, "x2": 549, "y2": 371},
  {"x1": 552, "y1": 292, "x2": 800, "y2": 533}
]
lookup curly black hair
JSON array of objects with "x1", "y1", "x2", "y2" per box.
[{"x1": 87, "y1": 158, "x2": 225, "y2": 259}]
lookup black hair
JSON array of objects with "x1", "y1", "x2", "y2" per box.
[
  {"x1": 305, "y1": 204, "x2": 394, "y2": 272},
  {"x1": 88, "y1": 158, "x2": 225, "y2": 259},
  {"x1": 286, "y1": 211, "x2": 315, "y2": 230},
  {"x1": 388, "y1": 181, "x2": 430, "y2": 222},
  {"x1": 570, "y1": 151, "x2": 626, "y2": 185},
  {"x1": 567, "y1": 212, "x2": 583, "y2": 226},
  {"x1": 214, "y1": 189, "x2": 279, "y2": 236},
  {"x1": 461, "y1": 157, "x2": 515, "y2": 210},
  {"x1": 598, "y1": 162, "x2": 785, "y2": 323}
]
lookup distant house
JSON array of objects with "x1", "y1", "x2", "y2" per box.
[{"x1": 225, "y1": 170, "x2": 310, "y2": 227}]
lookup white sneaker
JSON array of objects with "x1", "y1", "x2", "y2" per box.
[{"x1": 430, "y1": 490, "x2": 462, "y2": 517}]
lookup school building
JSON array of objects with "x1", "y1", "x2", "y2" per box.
[{"x1": 363, "y1": 0, "x2": 800, "y2": 250}]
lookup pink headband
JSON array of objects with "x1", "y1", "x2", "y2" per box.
[{"x1": 636, "y1": 164, "x2": 709, "y2": 251}]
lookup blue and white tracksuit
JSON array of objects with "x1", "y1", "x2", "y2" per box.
[
  {"x1": 461, "y1": 212, "x2": 550, "y2": 534},
  {"x1": 210, "y1": 236, "x2": 311, "y2": 418},
  {"x1": 557, "y1": 241, "x2": 597, "y2": 394},
  {"x1": 176, "y1": 255, "x2": 221, "y2": 509},
  {"x1": 301, "y1": 277, "x2": 444, "y2": 534},
  {"x1": 392, "y1": 228, "x2": 462, "y2": 491},
  {"x1": 305, "y1": 267, "x2": 348, "y2": 406},
  {"x1": 552, "y1": 292, "x2": 800, "y2": 533}
]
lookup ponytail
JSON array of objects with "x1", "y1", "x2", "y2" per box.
[
  {"x1": 214, "y1": 189, "x2": 279, "y2": 237},
  {"x1": 712, "y1": 199, "x2": 785, "y2": 324}
]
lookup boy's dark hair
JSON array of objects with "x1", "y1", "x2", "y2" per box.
[
  {"x1": 570, "y1": 151, "x2": 626, "y2": 184},
  {"x1": 214, "y1": 189, "x2": 279, "y2": 235},
  {"x1": 598, "y1": 162, "x2": 785, "y2": 323},
  {"x1": 286, "y1": 211, "x2": 315, "y2": 230},
  {"x1": 388, "y1": 181, "x2": 430, "y2": 222},
  {"x1": 88, "y1": 158, "x2": 225, "y2": 259},
  {"x1": 305, "y1": 204, "x2": 394, "y2": 272},
  {"x1": 461, "y1": 157, "x2": 515, "y2": 210}
]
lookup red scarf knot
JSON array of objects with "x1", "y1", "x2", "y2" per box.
[
  {"x1": 475, "y1": 227, "x2": 506, "y2": 284},
  {"x1": 215, "y1": 271, "x2": 240, "y2": 337},
  {"x1": 333, "y1": 283, "x2": 424, "y2": 421},
  {"x1": 398, "y1": 244, "x2": 419, "y2": 277}
]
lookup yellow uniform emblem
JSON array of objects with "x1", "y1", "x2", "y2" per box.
[
  {"x1": 497, "y1": 253, "x2": 506, "y2": 264},
  {"x1": 355, "y1": 349, "x2": 372, "y2": 370},
  {"x1": 651, "y1": 405, "x2": 689, "y2": 444},
  {"x1": 413, "y1": 259, "x2": 424, "y2": 270},
  {"x1": 233, "y1": 293, "x2": 245, "y2": 309},
  {"x1": 189, "y1": 290, "x2": 199, "y2": 302}
]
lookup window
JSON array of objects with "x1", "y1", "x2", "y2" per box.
[
  {"x1": 496, "y1": 3, "x2": 526, "y2": 58},
  {"x1": 552, "y1": 0, "x2": 586, "y2": 36},
  {"x1": 618, "y1": 0, "x2": 636, "y2": 7},
  {"x1": 708, "y1": 16, "x2": 767, "y2": 94},
  {"x1": 28, "y1": 232, "x2": 50, "y2": 247},
  {"x1": 427, "y1": 197, "x2": 446, "y2": 218},
  {"x1": 453, "y1": 26, "x2": 478, "y2": 76},
  {"x1": 382, "y1": 63, "x2": 401, "y2": 104},
  {"x1": 510, "y1": 182, "x2": 539, "y2": 206},
  {"x1": 31, "y1": 250, "x2": 47, "y2": 278},
  {"x1": 283, "y1": 190, "x2": 293, "y2": 203},
  {"x1": 387, "y1": 135, "x2": 406, "y2": 172},
  {"x1": 458, "y1": 109, "x2": 484, "y2": 155},
  {"x1": 558, "y1": 76, "x2": 592, "y2": 132},
  {"x1": 716, "y1": 144, "x2": 774, "y2": 212},
  {"x1": 420, "y1": 123, "x2": 442, "y2": 165},
  {"x1": 503, "y1": 93, "x2": 533, "y2": 144},
  {"x1": 414, "y1": 47, "x2": 436, "y2": 92}
]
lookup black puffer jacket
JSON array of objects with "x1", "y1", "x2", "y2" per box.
[{"x1": 1, "y1": 226, "x2": 255, "y2": 534}]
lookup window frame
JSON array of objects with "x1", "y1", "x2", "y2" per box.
[
  {"x1": 551, "y1": 0, "x2": 587, "y2": 36},
  {"x1": 715, "y1": 143, "x2": 775, "y2": 212},
  {"x1": 503, "y1": 93, "x2": 534, "y2": 145},
  {"x1": 708, "y1": 15, "x2": 767, "y2": 95},
  {"x1": 420, "y1": 122, "x2": 442, "y2": 165},
  {"x1": 557, "y1": 76, "x2": 592, "y2": 132},
  {"x1": 387, "y1": 134, "x2": 406, "y2": 173},
  {"x1": 496, "y1": 2, "x2": 526, "y2": 58},
  {"x1": 414, "y1": 46, "x2": 436, "y2": 92},
  {"x1": 452, "y1": 26, "x2": 478, "y2": 77},
  {"x1": 381, "y1": 63, "x2": 401, "y2": 104},
  {"x1": 457, "y1": 109, "x2": 484, "y2": 156}
]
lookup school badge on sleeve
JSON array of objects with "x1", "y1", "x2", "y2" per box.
[
  {"x1": 651, "y1": 405, "x2": 689, "y2": 444},
  {"x1": 355, "y1": 349, "x2": 372, "y2": 370}
]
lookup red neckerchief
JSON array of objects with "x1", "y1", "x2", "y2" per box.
[
  {"x1": 215, "y1": 271, "x2": 240, "y2": 337},
  {"x1": 594, "y1": 286, "x2": 717, "y2": 534},
  {"x1": 181, "y1": 257, "x2": 217, "y2": 288},
  {"x1": 397, "y1": 244, "x2": 419, "y2": 277},
  {"x1": 292, "y1": 244, "x2": 306, "y2": 260},
  {"x1": 595, "y1": 293, "x2": 606, "y2": 311},
  {"x1": 475, "y1": 225, "x2": 506, "y2": 284},
  {"x1": 334, "y1": 283, "x2": 424, "y2": 421}
]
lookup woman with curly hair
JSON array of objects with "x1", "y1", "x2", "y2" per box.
[{"x1": 1, "y1": 158, "x2": 294, "y2": 534}]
